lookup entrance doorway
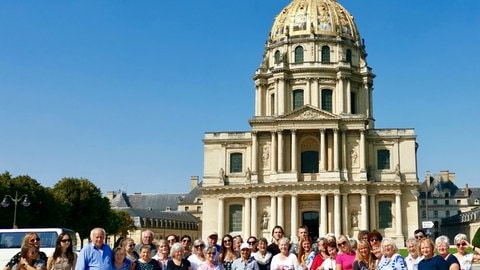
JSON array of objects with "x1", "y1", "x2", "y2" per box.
[{"x1": 302, "y1": 211, "x2": 319, "y2": 240}]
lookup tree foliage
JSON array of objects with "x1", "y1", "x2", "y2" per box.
[{"x1": 472, "y1": 226, "x2": 480, "y2": 248}]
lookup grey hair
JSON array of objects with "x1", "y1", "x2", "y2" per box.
[
  {"x1": 381, "y1": 238, "x2": 399, "y2": 254},
  {"x1": 90, "y1": 227, "x2": 106, "y2": 240},
  {"x1": 204, "y1": 245, "x2": 217, "y2": 255},
  {"x1": 170, "y1": 242, "x2": 184, "y2": 257},
  {"x1": 435, "y1": 235, "x2": 450, "y2": 246},
  {"x1": 454, "y1": 233, "x2": 467, "y2": 244}
]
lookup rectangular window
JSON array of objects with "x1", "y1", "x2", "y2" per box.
[
  {"x1": 184, "y1": 206, "x2": 189, "y2": 211},
  {"x1": 321, "y1": 89, "x2": 333, "y2": 112},
  {"x1": 350, "y1": 92, "x2": 357, "y2": 114},
  {"x1": 197, "y1": 206, "x2": 201, "y2": 212},
  {"x1": 377, "y1": 149, "x2": 390, "y2": 170},
  {"x1": 229, "y1": 205, "x2": 242, "y2": 232},
  {"x1": 446, "y1": 210, "x2": 450, "y2": 217},
  {"x1": 445, "y1": 200, "x2": 449, "y2": 205},
  {"x1": 457, "y1": 200, "x2": 461, "y2": 205},
  {"x1": 378, "y1": 201, "x2": 392, "y2": 229},
  {"x1": 293, "y1": 90, "x2": 304, "y2": 110},
  {"x1": 421, "y1": 210, "x2": 426, "y2": 219},
  {"x1": 230, "y1": 153, "x2": 243, "y2": 173},
  {"x1": 433, "y1": 200, "x2": 437, "y2": 205},
  {"x1": 434, "y1": 210, "x2": 438, "y2": 218}
]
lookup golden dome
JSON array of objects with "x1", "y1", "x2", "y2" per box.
[{"x1": 269, "y1": 0, "x2": 360, "y2": 43}]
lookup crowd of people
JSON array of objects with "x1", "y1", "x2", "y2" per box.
[{"x1": 3, "y1": 226, "x2": 480, "y2": 270}]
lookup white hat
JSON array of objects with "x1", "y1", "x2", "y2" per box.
[{"x1": 240, "y1": 242, "x2": 250, "y2": 250}]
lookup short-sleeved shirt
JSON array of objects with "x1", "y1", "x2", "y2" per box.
[
  {"x1": 167, "y1": 258, "x2": 191, "y2": 270},
  {"x1": 418, "y1": 255, "x2": 448, "y2": 270},
  {"x1": 336, "y1": 251, "x2": 356, "y2": 270}
]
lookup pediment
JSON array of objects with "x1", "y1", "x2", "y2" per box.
[{"x1": 279, "y1": 106, "x2": 338, "y2": 121}]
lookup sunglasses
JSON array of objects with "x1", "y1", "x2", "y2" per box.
[
  {"x1": 369, "y1": 238, "x2": 379, "y2": 242},
  {"x1": 415, "y1": 235, "x2": 424, "y2": 239},
  {"x1": 223, "y1": 239, "x2": 232, "y2": 243},
  {"x1": 167, "y1": 239, "x2": 176, "y2": 242},
  {"x1": 248, "y1": 241, "x2": 256, "y2": 245},
  {"x1": 129, "y1": 244, "x2": 136, "y2": 247},
  {"x1": 338, "y1": 241, "x2": 347, "y2": 247},
  {"x1": 60, "y1": 239, "x2": 71, "y2": 243},
  {"x1": 207, "y1": 252, "x2": 216, "y2": 255},
  {"x1": 182, "y1": 239, "x2": 191, "y2": 243},
  {"x1": 456, "y1": 243, "x2": 467, "y2": 247},
  {"x1": 30, "y1": 238, "x2": 41, "y2": 243},
  {"x1": 195, "y1": 244, "x2": 205, "y2": 248}
]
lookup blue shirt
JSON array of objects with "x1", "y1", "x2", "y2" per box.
[{"x1": 75, "y1": 242, "x2": 113, "y2": 270}]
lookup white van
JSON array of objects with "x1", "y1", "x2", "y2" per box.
[{"x1": 0, "y1": 228, "x2": 78, "y2": 266}]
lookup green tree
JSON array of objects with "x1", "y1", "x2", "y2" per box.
[
  {"x1": 472, "y1": 226, "x2": 480, "y2": 248},
  {"x1": 0, "y1": 172, "x2": 60, "y2": 228},
  {"x1": 52, "y1": 178, "x2": 112, "y2": 241},
  {"x1": 106, "y1": 210, "x2": 137, "y2": 237}
]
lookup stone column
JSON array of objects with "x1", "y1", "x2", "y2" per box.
[
  {"x1": 251, "y1": 197, "x2": 258, "y2": 237},
  {"x1": 278, "y1": 79, "x2": 285, "y2": 115},
  {"x1": 312, "y1": 79, "x2": 319, "y2": 108},
  {"x1": 291, "y1": 130, "x2": 298, "y2": 172},
  {"x1": 369, "y1": 195, "x2": 376, "y2": 230},
  {"x1": 271, "y1": 131, "x2": 277, "y2": 173},
  {"x1": 244, "y1": 197, "x2": 251, "y2": 237},
  {"x1": 291, "y1": 195, "x2": 298, "y2": 238},
  {"x1": 320, "y1": 129, "x2": 326, "y2": 171},
  {"x1": 305, "y1": 78, "x2": 311, "y2": 105},
  {"x1": 218, "y1": 198, "x2": 225, "y2": 237},
  {"x1": 270, "y1": 196, "x2": 277, "y2": 231},
  {"x1": 395, "y1": 193, "x2": 403, "y2": 236},
  {"x1": 277, "y1": 195, "x2": 284, "y2": 228},
  {"x1": 346, "y1": 79, "x2": 351, "y2": 114},
  {"x1": 278, "y1": 130, "x2": 284, "y2": 173},
  {"x1": 342, "y1": 194, "x2": 349, "y2": 233},
  {"x1": 334, "y1": 193, "x2": 341, "y2": 236},
  {"x1": 333, "y1": 129, "x2": 339, "y2": 171},
  {"x1": 361, "y1": 193, "x2": 368, "y2": 230},
  {"x1": 341, "y1": 130, "x2": 347, "y2": 173},
  {"x1": 252, "y1": 132, "x2": 258, "y2": 173},
  {"x1": 320, "y1": 194, "x2": 327, "y2": 236},
  {"x1": 337, "y1": 75, "x2": 344, "y2": 114},
  {"x1": 360, "y1": 130, "x2": 366, "y2": 172}
]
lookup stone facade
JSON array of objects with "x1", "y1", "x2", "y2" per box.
[{"x1": 201, "y1": 0, "x2": 419, "y2": 246}]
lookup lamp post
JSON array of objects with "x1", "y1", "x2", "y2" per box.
[{"x1": 1, "y1": 191, "x2": 31, "y2": 228}]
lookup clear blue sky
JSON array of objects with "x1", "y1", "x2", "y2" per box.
[{"x1": 1, "y1": 1, "x2": 479, "y2": 194}]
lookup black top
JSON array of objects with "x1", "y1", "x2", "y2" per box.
[
  {"x1": 166, "y1": 258, "x2": 191, "y2": 270},
  {"x1": 266, "y1": 243, "x2": 280, "y2": 257},
  {"x1": 6, "y1": 251, "x2": 48, "y2": 267}
]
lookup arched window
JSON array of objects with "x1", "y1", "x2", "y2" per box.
[
  {"x1": 274, "y1": 50, "x2": 281, "y2": 64},
  {"x1": 301, "y1": 151, "x2": 319, "y2": 173},
  {"x1": 293, "y1": 89, "x2": 304, "y2": 110},
  {"x1": 295, "y1": 46, "x2": 304, "y2": 63},
  {"x1": 321, "y1": 46, "x2": 330, "y2": 63},
  {"x1": 346, "y1": 49, "x2": 352, "y2": 64},
  {"x1": 230, "y1": 153, "x2": 242, "y2": 173},
  {"x1": 321, "y1": 89, "x2": 333, "y2": 112}
]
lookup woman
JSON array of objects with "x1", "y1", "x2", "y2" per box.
[
  {"x1": 270, "y1": 237, "x2": 299, "y2": 270},
  {"x1": 232, "y1": 236, "x2": 243, "y2": 258},
  {"x1": 435, "y1": 236, "x2": 460, "y2": 270},
  {"x1": 135, "y1": 245, "x2": 161, "y2": 270},
  {"x1": 152, "y1": 239, "x2": 170, "y2": 269},
  {"x1": 404, "y1": 237, "x2": 421, "y2": 270},
  {"x1": 167, "y1": 243, "x2": 191, "y2": 270},
  {"x1": 6, "y1": 233, "x2": 48, "y2": 270},
  {"x1": 46, "y1": 233, "x2": 77, "y2": 270},
  {"x1": 417, "y1": 238, "x2": 448, "y2": 270},
  {"x1": 377, "y1": 238, "x2": 406, "y2": 270},
  {"x1": 188, "y1": 239, "x2": 206, "y2": 270},
  {"x1": 335, "y1": 235, "x2": 355, "y2": 270},
  {"x1": 268, "y1": 226, "x2": 285, "y2": 257},
  {"x1": 317, "y1": 238, "x2": 329, "y2": 260},
  {"x1": 12, "y1": 243, "x2": 45, "y2": 270},
  {"x1": 217, "y1": 234, "x2": 237, "y2": 270},
  {"x1": 123, "y1": 238, "x2": 139, "y2": 263},
  {"x1": 198, "y1": 246, "x2": 223, "y2": 270},
  {"x1": 112, "y1": 247, "x2": 133, "y2": 270},
  {"x1": 247, "y1": 236, "x2": 258, "y2": 254},
  {"x1": 352, "y1": 240, "x2": 375, "y2": 270},
  {"x1": 367, "y1": 231, "x2": 383, "y2": 249},
  {"x1": 319, "y1": 241, "x2": 338, "y2": 270},
  {"x1": 298, "y1": 238, "x2": 315, "y2": 270},
  {"x1": 182, "y1": 235, "x2": 193, "y2": 259},
  {"x1": 253, "y1": 238, "x2": 272, "y2": 270},
  {"x1": 453, "y1": 233, "x2": 480, "y2": 270}
]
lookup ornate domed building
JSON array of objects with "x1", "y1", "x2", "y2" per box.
[{"x1": 201, "y1": 0, "x2": 419, "y2": 244}]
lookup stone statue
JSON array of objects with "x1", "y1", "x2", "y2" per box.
[
  {"x1": 351, "y1": 212, "x2": 358, "y2": 228},
  {"x1": 219, "y1": 168, "x2": 225, "y2": 183},
  {"x1": 245, "y1": 167, "x2": 251, "y2": 182},
  {"x1": 394, "y1": 164, "x2": 401, "y2": 181},
  {"x1": 261, "y1": 213, "x2": 269, "y2": 230}
]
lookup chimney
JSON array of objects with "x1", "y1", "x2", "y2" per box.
[
  {"x1": 465, "y1": 184, "x2": 469, "y2": 197},
  {"x1": 106, "y1": 191, "x2": 115, "y2": 200},
  {"x1": 190, "y1": 176, "x2": 199, "y2": 190}
]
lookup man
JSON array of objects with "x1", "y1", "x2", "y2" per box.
[
  {"x1": 206, "y1": 232, "x2": 221, "y2": 260},
  {"x1": 267, "y1": 225, "x2": 284, "y2": 256},
  {"x1": 75, "y1": 227, "x2": 112, "y2": 270},
  {"x1": 134, "y1": 230, "x2": 157, "y2": 257},
  {"x1": 231, "y1": 243, "x2": 259, "y2": 270},
  {"x1": 289, "y1": 225, "x2": 308, "y2": 255},
  {"x1": 414, "y1": 229, "x2": 426, "y2": 240}
]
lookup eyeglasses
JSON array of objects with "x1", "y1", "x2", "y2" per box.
[
  {"x1": 30, "y1": 238, "x2": 41, "y2": 243},
  {"x1": 338, "y1": 241, "x2": 347, "y2": 247},
  {"x1": 415, "y1": 235, "x2": 425, "y2": 239},
  {"x1": 182, "y1": 239, "x2": 191, "y2": 243},
  {"x1": 207, "y1": 252, "x2": 216, "y2": 255},
  {"x1": 456, "y1": 243, "x2": 467, "y2": 247},
  {"x1": 60, "y1": 239, "x2": 71, "y2": 243},
  {"x1": 195, "y1": 245, "x2": 205, "y2": 248},
  {"x1": 167, "y1": 239, "x2": 176, "y2": 242},
  {"x1": 223, "y1": 239, "x2": 232, "y2": 243},
  {"x1": 248, "y1": 241, "x2": 256, "y2": 245},
  {"x1": 369, "y1": 238, "x2": 379, "y2": 242},
  {"x1": 129, "y1": 244, "x2": 136, "y2": 247}
]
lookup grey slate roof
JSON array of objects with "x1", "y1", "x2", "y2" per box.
[
  {"x1": 180, "y1": 184, "x2": 202, "y2": 204},
  {"x1": 110, "y1": 192, "x2": 185, "y2": 211}
]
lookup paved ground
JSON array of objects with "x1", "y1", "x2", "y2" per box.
[{"x1": 473, "y1": 264, "x2": 480, "y2": 270}]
